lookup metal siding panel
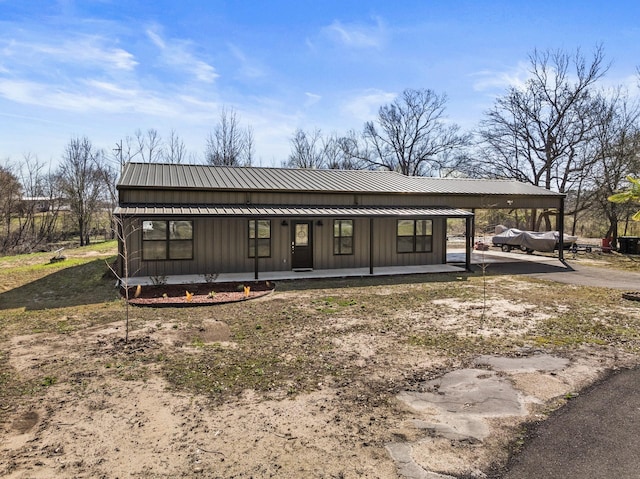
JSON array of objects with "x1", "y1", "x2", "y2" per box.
[{"x1": 314, "y1": 220, "x2": 329, "y2": 269}]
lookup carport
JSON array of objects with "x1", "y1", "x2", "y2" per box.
[{"x1": 408, "y1": 177, "x2": 567, "y2": 262}]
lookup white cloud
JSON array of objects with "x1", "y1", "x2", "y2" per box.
[
  {"x1": 145, "y1": 27, "x2": 219, "y2": 83},
  {"x1": 471, "y1": 61, "x2": 531, "y2": 92},
  {"x1": 342, "y1": 89, "x2": 397, "y2": 121},
  {"x1": 321, "y1": 17, "x2": 387, "y2": 49},
  {"x1": 304, "y1": 92, "x2": 321, "y2": 107},
  {"x1": 0, "y1": 78, "x2": 181, "y2": 116},
  {"x1": 1, "y1": 36, "x2": 137, "y2": 72},
  {"x1": 146, "y1": 29, "x2": 166, "y2": 49},
  {"x1": 228, "y1": 43, "x2": 265, "y2": 79}
]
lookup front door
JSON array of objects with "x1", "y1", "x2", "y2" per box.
[{"x1": 291, "y1": 220, "x2": 313, "y2": 270}]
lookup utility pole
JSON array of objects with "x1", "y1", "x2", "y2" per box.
[{"x1": 114, "y1": 140, "x2": 123, "y2": 173}]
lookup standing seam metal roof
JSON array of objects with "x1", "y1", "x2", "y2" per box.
[
  {"x1": 113, "y1": 205, "x2": 474, "y2": 217},
  {"x1": 117, "y1": 162, "x2": 563, "y2": 197}
]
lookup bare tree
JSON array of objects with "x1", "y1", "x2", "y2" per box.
[
  {"x1": 327, "y1": 130, "x2": 368, "y2": 170},
  {"x1": 135, "y1": 128, "x2": 164, "y2": 163},
  {"x1": 0, "y1": 161, "x2": 22, "y2": 251},
  {"x1": 16, "y1": 154, "x2": 62, "y2": 250},
  {"x1": 57, "y1": 137, "x2": 106, "y2": 246},
  {"x1": 284, "y1": 128, "x2": 325, "y2": 168},
  {"x1": 204, "y1": 107, "x2": 254, "y2": 166},
  {"x1": 478, "y1": 46, "x2": 608, "y2": 229},
  {"x1": 163, "y1": 129, "x2": 187, "y2": 164},
  {"x1": 591, "y1": 90, "x2": 640, "y2": 242},
  {"x1": 105, "y1": 215, "x2": 139, "y2": 342},
  {"x1": 360, "y1": 88, "x2": 471, "y2": 176},
  {"x1": 284, "y1": 129, "x2": 374, "y2": 170}
]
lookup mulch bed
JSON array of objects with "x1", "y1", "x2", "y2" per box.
[{"x1": 122, "y1": 281, "x2": 275, "y2": 307}]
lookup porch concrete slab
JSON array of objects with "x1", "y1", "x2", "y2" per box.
[{"x1": 126, "y1": 263, "x2": 466, "y2": 286}]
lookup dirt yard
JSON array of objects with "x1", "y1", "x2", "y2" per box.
[{"x1": 2, "y1": 269, "x2": 640, "y2": 478}]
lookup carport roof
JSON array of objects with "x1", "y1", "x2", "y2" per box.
[{"x1": 117, "y1": 162, "x2": 563, "y2": 197}]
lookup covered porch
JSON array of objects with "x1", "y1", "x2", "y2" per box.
[{"x1": 125, "y1": 262, "x2": 468, "y2": 286}]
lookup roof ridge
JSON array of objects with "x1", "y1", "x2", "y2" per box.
[{"x1": 123, "y1": 162, "x2": 404, "y2": 175}]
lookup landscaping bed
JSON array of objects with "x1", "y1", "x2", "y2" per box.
[
  {"x1": 122, "y1": 280, "x2": 275, "y2": 306},
  {"x1": 622, "y1": 291, "x2": 640, "y2": 302}
]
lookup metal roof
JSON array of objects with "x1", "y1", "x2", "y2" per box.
[
  {"x1": 407, "y1": 176, "x2": 562, "y2": 196},
  {"x1": 117, "y1": 162, "x2": 563, "y2": 197},
  {"x1": 114, "y1": 205, "x2": 473, "y2": 217}
]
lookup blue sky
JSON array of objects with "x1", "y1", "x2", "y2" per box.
[{"x1": 1, "y1": 0, "x2": 639, "y2": 167}]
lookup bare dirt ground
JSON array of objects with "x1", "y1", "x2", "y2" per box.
[{"x1": 2, "y1": 275, "x2": 640, "y2": 478}]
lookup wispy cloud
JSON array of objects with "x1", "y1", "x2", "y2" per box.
[
  {"x1": 342, "y1": 89, "x2": 397, "y2": 121},
  {"x1": 471, "y1": 61, "x2": 531, "y2": 92},
  {"x1": 1, "y1": 35, "x2": 138, "y2": 73},
  {"x1": 320, "y1": 17, "x2": 388, "y2": 49},
  {"x1": 304, "y1": 92, "x2": 321, "y2": 107},
  {"x1": 0, "y1": 77, "x2": 182, "y2": 116},
  {"x1": 145, "y1": 26, "x2": 219, "y2": 83},
  {"x1": 228, "y1": 43, "x2": 265, "y2": 79}
]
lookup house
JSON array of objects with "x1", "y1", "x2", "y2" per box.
[{"x1": 114, "y1": 162, "x2": 565, "y2": 280}]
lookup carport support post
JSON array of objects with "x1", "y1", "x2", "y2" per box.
[
  {"x1": 470, "y1": 209, "x2": 476, "y2": 247},
  {"x1": 466, "y1": 215, "x2": 473, "y2": 272}
]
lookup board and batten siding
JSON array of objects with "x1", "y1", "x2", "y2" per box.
[
  {"x1": 368, "y1": 217, "x2": 445, "y2": 267},
  {"x1": 123, "y1": 215, "x2": 447, "y2": 277}
]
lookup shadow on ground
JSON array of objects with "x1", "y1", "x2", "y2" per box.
[
  {"x1": 474, "y1": 261, "x2": 574, "y2": 276},
  {"x1": 0, "y1": 258, "x2": 119, "y2": 311},
  {"x1": 276, "y1": 271, "x2": 470, "y2": 292}
]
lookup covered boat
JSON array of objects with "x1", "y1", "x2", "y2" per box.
[{"x1": 491, "y1": 226, "x2": 577, "y2": 253}]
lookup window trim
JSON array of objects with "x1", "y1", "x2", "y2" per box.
[
  {"x1": 248, "y1": 219, "x2": 272, "y2": 258},
  {"x1": 333, "y1": 219, "x2": 354, "y2": 255},
  {"x1": 141, "y1": 219, "x2": 194, "y2": 261},
  {"x1": 396, "y1": 219, "x2": 433, "y2": 254}
]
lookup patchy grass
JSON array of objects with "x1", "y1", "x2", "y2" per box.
[
  {"x1": 1, "y1": 242, "x2": 640, "y2": 413},
  {"x1": 560, "y1": 250, "x2": 640, "y2": 272}
]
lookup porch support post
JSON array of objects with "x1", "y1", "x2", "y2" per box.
[
  {"x1": 369, "y1": 217, "x2": 374, "y2": 275},
  {"x1": 466, "y1": 215, "x2": 473, "y2": 272},
  {"x1": 558, "y1": 198, "x2": 565, "y2": 261},
  {"x1": 254, "y1": 218, "x2": 259, "y2": 280},
  {"x1": 117, "y1": 214, "x2": 124, "y2": 278}
]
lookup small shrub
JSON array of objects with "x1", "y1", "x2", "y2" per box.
[{"x1": 41, "y1": 376, "x2": 57, "y2": 387}]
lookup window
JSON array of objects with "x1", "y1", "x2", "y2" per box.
[
  {"x1": 142, "y1": 220, "x2": 193, "y2": 260},
  {"x1": 333, "y1": 219, "x2": 353, "y2": 255},
  {"x1": 397, "y1": 219, "x2": 432, "y2": 253},
  {"x1": 249, "y1": 219, "x2": 271, "y2": 258}
]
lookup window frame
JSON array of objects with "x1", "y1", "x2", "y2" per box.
[
  {"x1": 248, "y1": 219, "x2": 272, "y2": 258},
  {"x1": 141, "y1": 219, "x2": 194, "y2": 261},
  {"x1": 333, "y1": 219, "x2": 354, "y2": 255},
  {"x1": 396, "y1": 219, "x2": 433, "y2": 254}
]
